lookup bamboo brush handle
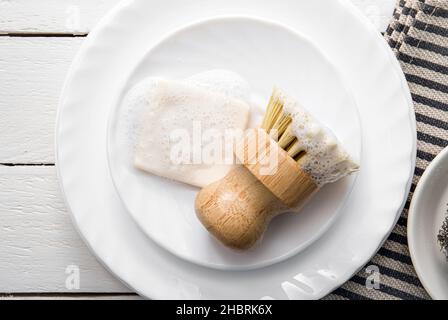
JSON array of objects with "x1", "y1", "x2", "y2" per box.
[
  {"x1": 195, "y1": 129, "x2": 318, "y2": 250},
  {"x1": 195, "y1": 165, "x2": 284, "y2": 250}
]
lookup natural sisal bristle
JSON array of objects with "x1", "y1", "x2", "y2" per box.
[
  {"x1": 261, "y1": 90, "x2": 284, "y2": 131},
  {"x1": 261, "y1": 89, "x2": 305, "y2": 162}
]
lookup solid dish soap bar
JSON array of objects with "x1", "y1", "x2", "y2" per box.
[{"x1": 133, "y1": 78, "x2": 251, "y2": 187}]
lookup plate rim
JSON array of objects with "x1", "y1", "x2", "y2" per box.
[
  {"x1": 408, "y1": 146, "x2": 448, "y2": 300},
  {"x1": 105, "y1": 15, "x2": 363, "y2": 271},
  {"x1": 55, "y1": 0, "x2": 417, "y2": 299}
]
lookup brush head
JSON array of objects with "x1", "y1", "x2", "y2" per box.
[{"x1": 260, "y1": 88, "x2": 359, "y2": 187}]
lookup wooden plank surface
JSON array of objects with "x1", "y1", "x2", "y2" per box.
[
  {"x1": 0, "y1": 0, "x2": 120, "y2": 35},
  {"x1": 1, "y1": 293, "x2": 140, "y2": 300},
  {"x1": 0, "y1": 0, "x2": 395, "y2": 35},
  {"x1": 0, "y1": 0, "x2": 396, "y2": 297},
  {"x1": 0, "y1": 37, "x2": 83, "y2": 164},
  {"x1": 0, "y1": 166, "x2": 130, "y2": 293}
]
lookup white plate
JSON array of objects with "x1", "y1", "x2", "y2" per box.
[
  {"x1": 408, "y1": 146, "x2": 448, "y2": 300},
  {"x1": 107, "y1": 17, "x2": 361, "y2": 270},
  {"x1": 56, "y1": 0, "x2": 415, "y2": 299}
]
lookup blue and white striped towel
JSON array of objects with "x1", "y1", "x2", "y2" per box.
[{"x1": 326, "y1": 0, "x2": 448, "y2": 300}]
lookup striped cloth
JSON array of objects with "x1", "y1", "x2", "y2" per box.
[{"x1": 325, "y1": 0, "x2": 448, "y2": 300}]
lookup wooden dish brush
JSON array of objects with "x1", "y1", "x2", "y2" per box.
[{"x1": 195, "y1": 88, "x2": 358, "y2": 250}]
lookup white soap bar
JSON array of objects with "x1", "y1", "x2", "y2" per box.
[{"x1": 133, "y1": 78, "x2": 250, "y2": 187}]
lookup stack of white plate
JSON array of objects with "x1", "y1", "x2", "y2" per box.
[{"x1": 56, "y1": 0, "x2": 415, "y2": 299}]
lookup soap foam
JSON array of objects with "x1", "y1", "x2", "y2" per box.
[
  {"x1": 130, "y1": 74, "x2": 251, "y2": 187},
  {"x1": 186, "y1": 69, "x2": 251, "y2": 102},
  {"x1": 122, "y1": 77, "x2": 163, "y2": 147},
  {"x1": 279, "y1": 89, "x2": 359, "y2": 187}
]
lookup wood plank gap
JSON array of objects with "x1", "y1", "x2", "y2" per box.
[
  {"x1": 0, "y1": 163, "x2": 55, "y2": 167},
  {"x1": 1, "y1": 293, "x2": 137, "y2": 297},
  {"x1": 0, "y1": 33, "x2": 87, "y2": 38}
]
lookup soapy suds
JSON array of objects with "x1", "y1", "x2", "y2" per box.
[
  {"x1": 129, "y1": 71, "x2": 251, "y2": 187},
  {"x1": 187, "y1": 69, "x2": 251, "y2": 102},
  {"x1": 122, "y1": 77, "x2": 162, "y2": 146},
  {"x1": 123, "y1": 70, "x2": 251, "y2": 147},
  {"x1": 278, "y1": 89, "x2": 359, "y2": 187}
]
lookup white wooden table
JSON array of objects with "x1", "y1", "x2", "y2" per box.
[{"x1": 0, "y1": 0, "x2": 396, "y2": 299}]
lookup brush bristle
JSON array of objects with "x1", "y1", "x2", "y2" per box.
[{"x1": 261, "y1": 89, "x2": 305, "y2": 161}]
